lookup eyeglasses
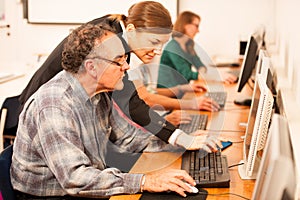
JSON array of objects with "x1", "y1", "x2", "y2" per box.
[{"x1": 88, "y1": 54, "x2": 128, "y2": 67}]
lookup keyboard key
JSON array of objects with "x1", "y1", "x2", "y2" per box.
[
  {"x1": 179, "y1": 114, "x2": 208, "y2": 134},
  {"x1": 205, "y1": 92, "x2": 227, "y2": 108}
]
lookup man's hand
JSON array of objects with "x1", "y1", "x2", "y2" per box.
[
  {"x1": 143, "y1": 169, "x2": 196, "y2": 197},
  {"x1": 165, "y1": 110, "x2": 192, "y2": 126}
]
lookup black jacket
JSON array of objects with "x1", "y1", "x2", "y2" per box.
[{"x1": 19, "y1": 15, "x2": 176, "y2": 143}]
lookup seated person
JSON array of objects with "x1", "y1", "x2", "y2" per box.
[
  {"x1": 158, "y1": 11, "x2": 238, "y2": 89},
  {"x1": 11, "y1": 23, "x2": 221, "y2": 199},
  {"x1": 127, "y1": 53, "x2": 220, "y2": 123}
]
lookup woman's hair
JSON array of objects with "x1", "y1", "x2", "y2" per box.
[
  {"x1": 62, "y1": 23, "x2": 114, "y2": 73},
  {"x1": 126, "y1": 1, "x2": 173, "y2": 34},
  {"x1": 173, "y1": 11, "x2": 200, "y2": 37}
]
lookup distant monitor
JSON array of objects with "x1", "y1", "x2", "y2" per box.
[
  {"x1": 252, "y1": 24, "x2": 266, "y2": 49},
  {"x1": 257, "y1": 49, "x2": 277, "y2": 96},
  {"x1": 236, "y1": 35, "x2": 259, "y2": 93},
  {"x1": 252, "y1": 114, "x2": 296, "y2": 200},
  {"x1": 256, "y1": 49, "x2": 268, "y2": 76},
  {"x1": 238, "y1": 74, "x2": 274, "y2": 179}
]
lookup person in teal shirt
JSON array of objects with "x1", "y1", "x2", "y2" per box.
[{"x1": 158, "y1": 11, "x2": 237, "y2": 88}]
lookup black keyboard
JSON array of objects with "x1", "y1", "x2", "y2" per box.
[
  {"x1": 181, "y1": 150, "x2": 230, "y2": 188},
  {"x1": 179, "y1": 114, "x2": 208, "y2": 134},
  {"x1": 205, "y1": 92, "x2": 227, "y2": 108}
]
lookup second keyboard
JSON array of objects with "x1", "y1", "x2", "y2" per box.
[{"x1": 205, "y1": 91, "x2": 227, "y2": 108}]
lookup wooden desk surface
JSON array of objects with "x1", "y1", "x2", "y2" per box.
[{"x1": 110, "y1": 69, "x2": 255, "y2": 200}]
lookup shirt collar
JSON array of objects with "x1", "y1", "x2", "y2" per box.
[
  {"x1": 119, "y1": 20, "x2": 128, "y2": 44},
  {"x1": 64, "y1": 71, "x2": 98, "y2": 104}
]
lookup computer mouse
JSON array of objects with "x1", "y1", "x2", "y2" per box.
[
  {"x1": 234, "y1": 98, "x2": 252, "y2": 106},
  {"x1": 184, "y1": 182, "x2": 199, "y2": 193},
  {"x1": 231, "y1": 63, "x2": 240, "y2": 67}
]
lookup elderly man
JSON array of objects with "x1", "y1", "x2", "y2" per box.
[{"x1": 11, "y1": 23, "x2": 221, "y2": 199}]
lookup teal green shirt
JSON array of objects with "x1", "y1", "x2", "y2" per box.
[{"x1": 158, "y1": 39, "x2": 205, "y2": 88}]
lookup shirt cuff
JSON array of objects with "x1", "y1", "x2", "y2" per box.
[{"x1": 168, "y1": 129, "x2": 184, "y2": 146}]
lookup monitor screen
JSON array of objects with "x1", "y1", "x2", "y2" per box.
[
  {"x1": 252, "y1": 114, "x2": 296, "y2": 200},
  {"x1": 238, "y1": 75, "x2": 274, "y2": 179},
  {"x1": 236, "y1": 35, "x2": 259, "y2": 92}
]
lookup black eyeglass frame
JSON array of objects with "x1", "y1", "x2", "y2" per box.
[{"x1": 87, "y1": 54, "x2": 128, "y2": 67}]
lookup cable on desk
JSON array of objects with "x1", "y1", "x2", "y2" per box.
[
  {"x1": 225, "y1": 100, "x2": 235, "y2": 104},
  {"x1": 222, "y1": 107, "x2": 250, "y2": 111},
  {"x1": 231, "y1": 140, "x2": 244, "y2": 143},
  {"x1": 206, "y1": 129, "x2": 244, "y2": 133},
  {"x1": 228, "y1": 162, "x2": 244, "y2": 169},
  {"x1": 198, "y1": 191, "x2": 250, "y2": 200},
  {"x1": 225, "y1": 101, "x2": 251, "y2": 107}
]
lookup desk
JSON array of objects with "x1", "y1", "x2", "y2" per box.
[{"x1": 110, "y1": 68, "x2": 255, "y2": 200}]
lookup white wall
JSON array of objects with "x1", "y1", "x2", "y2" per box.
[
  {"x1": 0, "y1": 0, "x2": 177, "y2": 72},
  {"x1": 0, "y1": 0, "x2": 81, "y2": 71}
]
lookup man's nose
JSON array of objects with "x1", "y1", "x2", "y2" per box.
[{"x1": 121, "y1": 61, "x2": 130, "y2": 71}]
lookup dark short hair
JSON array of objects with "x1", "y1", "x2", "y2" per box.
[{"x1": 61, "y1": 23, "x2": 114, "y2": 73}]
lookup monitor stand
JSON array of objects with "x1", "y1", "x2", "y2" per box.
[
  {"x1": 238, "y1": 159, "x2": 260, "y2": 180},
  {"x1": 234, "y1": 96, "x2": 252, "y2": 106}
]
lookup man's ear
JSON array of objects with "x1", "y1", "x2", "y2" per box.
[{"x1": 85, "y1": 60, "x2": 97, "y2": 78}]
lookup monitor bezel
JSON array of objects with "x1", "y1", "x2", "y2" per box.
[
  {"x1": 238, "y1": 74, "x2": 274, "y2": 179},
  {"x1": 252, "y1": 114, "x2": 296, "y2": 200}
]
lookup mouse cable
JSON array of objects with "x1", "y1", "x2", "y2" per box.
[
  {"x1": 228, "y1": 162, "x2": 244, "y2": 168},
  {"x1": 225, "y1": 100, "x2": 249, "y2": 104},
  {"x1": 206, "y1": 129, "x2": 244, "y2": 133},
  {"x1": 198, "y1": 191, "x2": 250, "y2": 200},
  {"x1": 225, "y1": 100, "x2": 235, "y2": 104},
  {"x1": 222, "y1": 107, "x2": 249, "y2": 111},
  {"x1": 231, "y1": 140, "x2": 244, "y2": 143}
]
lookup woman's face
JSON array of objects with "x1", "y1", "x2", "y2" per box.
[
  {"x1": 184, "y1": 17, "x2": 200, "y2": 39},
  {"x1": 127, "y1": 30, "x2": 170, "y2": 64}
]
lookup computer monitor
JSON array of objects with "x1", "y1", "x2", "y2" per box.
[
  {"x1": 238, "y1": 74, "x2": 274, "y2": 179},
  {"x1": 252, "y1": 114, "x2": 296, "y2": 200},
  {"x1": 256, "y1": 49, "x2": 268, "y2": 77},
  {"x1": 233, "y1": 36, "x2": 259, "y2": 106},
  {"x1": 253, "y1": 24, "x2": 266, "y2": 49},
  {"x1": 236, "y1": 34, "x2": 260, "y2": 93},
  {"x1": 257, "y1": 49, "x2": 277, "y2": 96}
]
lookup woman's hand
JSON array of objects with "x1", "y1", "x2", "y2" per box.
[
  {"x1": 189, "y1": 81, "x2": 207, "y2": 93},
  {"x1": 164, "y1": 110, "x2": 192, "y2": 126},
  {"x1": 192, "y1": 96, "x2": 220, "y2": 111},
  {"x1": 174, "y1": 131, "x2": 222, "y2": 151},
  {"x1": 221, "y1": 72, "x2": 238, "y2": 84},
  {"x1": 177, "y1": 82, "x2": 206, "y2": 93}
]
